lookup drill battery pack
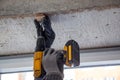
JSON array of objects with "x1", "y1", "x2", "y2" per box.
[{"x1": 64, "y1": 40, "x2": 80, "y2": 67}]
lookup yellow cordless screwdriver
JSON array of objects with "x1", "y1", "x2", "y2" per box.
[
  {"x1": 33, "y1": 13, "x2": 56, "y2": 79},
  {"x1": 33, "y1": 19, "x2": 45, "y2": 78}
]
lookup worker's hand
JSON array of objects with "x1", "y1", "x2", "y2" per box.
[
  {"x1": 35, "y1": 13, "x2": 45, "y2": 22},
  {"x1": 42, "y1": 48, "x2": 65, "y2": 79}
]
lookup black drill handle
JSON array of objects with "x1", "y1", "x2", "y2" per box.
[{"x1": 34, "y1": 19, "x2": 46, "y2": 51}]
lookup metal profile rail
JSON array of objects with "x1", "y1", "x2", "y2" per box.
[{"x1": 0, "y1": 47, "x2": 120, "y2": 74}]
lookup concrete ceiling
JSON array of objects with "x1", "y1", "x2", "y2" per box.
[
  {"x1": 0, "y1": 0, "x2": 120, "y2": 55},
  {"x1": 0, "y1": 0, "x2": 120, "y2": 16},
  {"x1": 0, "y1": 7, "x2": 120, "y2": 55}
]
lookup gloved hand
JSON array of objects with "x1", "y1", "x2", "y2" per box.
[
  {"x1": 42, "y1": 48, "x2": 65, "y2": 80},
  {"x1": 34, "y1": 14, "x2": 55, "y2": 48}
]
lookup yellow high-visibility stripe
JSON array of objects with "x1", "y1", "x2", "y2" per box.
[
  {"x1": 64, "y1": 46, "x2": 72, "y2": 66},
  {"x1": 68, "y1": 45, "x2": 72, "y2": 61},
  {"x1": 64, "y1": 46, "x2": 67, "y2": 58}
]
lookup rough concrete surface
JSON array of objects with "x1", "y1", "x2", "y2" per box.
[
  {"x1": 0, "y1": 8, "x2": 120, "y2": 55},
  {"x1": 0, "y1": 0, "x2": 120, "y2": 16}
]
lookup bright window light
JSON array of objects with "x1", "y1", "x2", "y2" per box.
[
  {"x1": 1, "y1": 66, "x2": 120, "y2": 80},
  {"x1": 1, "y1": 73, "x2": 19, "y2": 80}
]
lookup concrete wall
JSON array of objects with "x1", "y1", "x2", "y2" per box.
[
  {"x1": 0, "y1": 7, "x2": 120, "y2": 55},
  {"x1": 0, "y1": 0, "x2": 120, "y2": 16}
]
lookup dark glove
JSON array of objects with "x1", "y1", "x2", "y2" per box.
[
  {"x1": 42, "y1": 15, "x2": 55, "y2": 48},
  {"x1": 42, "y1": 48, "x2": 65, "y2": 80},
  {"x1": 34, "y1": 15, "x2": 55, "y2": 48}
]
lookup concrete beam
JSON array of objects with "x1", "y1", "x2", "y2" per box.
[
  {"x1": 0, "y1": 8, "x2": 120, "y2": 55},
  {"x1": 0, "y1": 0, "x2": 120, "y2": 16}
]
